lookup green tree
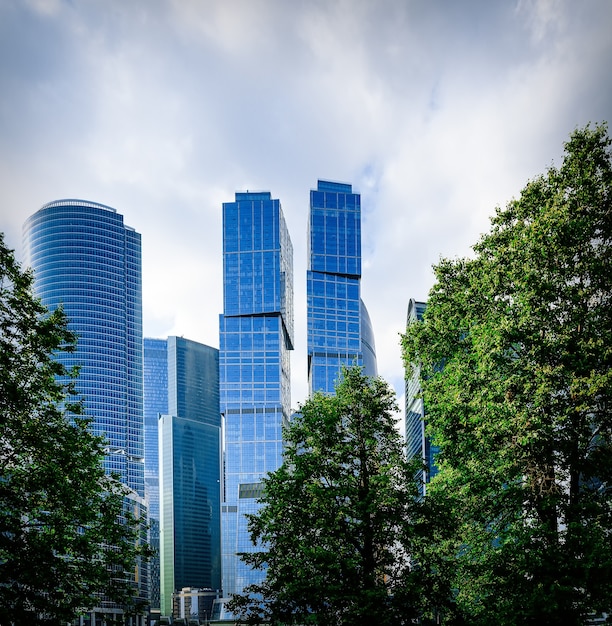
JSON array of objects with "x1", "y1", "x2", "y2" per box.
[
  {"x1": 402, "y1": 123, "x2": 612, "y2": 625},
  {"x1": 230, "y1": 367, "x2": 426, "y2": 626},
  {"x1": 0, "y1": 234, "x2": 149, "y2": 625}
]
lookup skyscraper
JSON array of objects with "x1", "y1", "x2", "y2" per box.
[
  {"x1": 307, "y1": 180, "x2": 377, "y2": 396},
  {"x1": 144, "y1": 338, "x2": 169, "y2": 522},
  {"x1": 157, "y1": 337, "x2": 222, "y2": 617},
  {"x1": 143, "y1": 337, "x2": 169, "y2": 612},
  {"x1": 22, "y1": 199, "x2": 148, "y2": 612},
  {"x1": 219, "y1": 191, "x2": 294, "y2": 596},
  {"x1": 404, "y1": 298, "x2": 438, "y2": 494},
  {"x1": 23, "y1": 199, "x2": 144, "y2": 494}
]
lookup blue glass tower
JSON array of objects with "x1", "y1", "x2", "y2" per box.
[
  {"x1": 156, "y1": 337, "x2": 222, "y2": 617},
  {"x1": 144, "y1": 338, "x2": 168, "y2": 523},
  {"x1": 405, "y1": 299, "x2": 438, "y2": 494},
  {"x1": 219, "y1": 191, "x2": 294, "y2": 596},
  {"x1": 143, "y1": 337, "x2": 168, "y2": 612},
  {"x1": 307, "y1": 180, "x2": 377, "y2": 396},
  {"x1": 23, "y1": 199, "x2": 144, "y2": 495},
  {"x1": 22, "y1": 199, "x2": 148, "y2": 608}
]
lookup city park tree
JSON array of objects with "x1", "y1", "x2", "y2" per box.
[
  {"x1": 402, "y1": 123, "x2": 612, "y2": 625},
  {"x1": 0, "y1": 234, "x2": 149, "y2": 625},
  {"x1": 230, "y1": 366, "x2": 429, "y2": 626}
]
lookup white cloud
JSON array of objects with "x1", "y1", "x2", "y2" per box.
[
  {"x1": 1, "y1": 0, "x2": 611, "y2": 417},
  {"x1": 23, "y1": 0, "x2": 64, "y2": 18}
]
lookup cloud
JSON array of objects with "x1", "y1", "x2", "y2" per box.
[{"x1": 1, "y1": 0, "x2": 611, "y2": 414}]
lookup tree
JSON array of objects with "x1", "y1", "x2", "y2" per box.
[
  {"x1": 402, "y1": 123, "x2": 612, "y2": 625},
  {"x1": 0, "y1": 233, "x2": 148, "y2": 625},
  {"x1": 230, "y1": 367, "x2": 426, "y2": 626}
]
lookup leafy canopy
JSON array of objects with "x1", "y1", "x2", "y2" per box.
[
  {"x1": 402, "y1": 123, "x2": 612, "y2": 625},
  {"x1": 231, "y1": 367, "x2": 426, "y2": 626},
  {"x1": 0, "y1": 233, "x2": 149, "y2": 624}
]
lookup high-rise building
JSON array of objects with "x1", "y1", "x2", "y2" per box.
[
  {"x1": 144, "y1": 338, "x2": 169, "y2": 521},
  {"x1": 404, "y1": 299, "x2": 438, "y2": 494},
  {"x1": 307, "y1": 180, "x2": 377, "y2": 396},
  {"x1": 219, "y1": 191, "x2": 294, "y2": 596},
  {"x1": 156, "y1": 337, "x2": 222, "y2": 617},
  {"x1": 143, "y1": 337, "x2": 169, "y2": 612},
  {"x1": 22, "y1": 199, "x2": 148, "y2": 616}
]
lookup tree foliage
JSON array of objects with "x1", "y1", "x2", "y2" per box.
[
  {"x1": 230, "y1": 367, "x2": 425, "y2": 626},
  {"x1": 402, "y1": 123, "x2": 612, "y2": 625},
  {"x1": 0, "y1": 234, "x2": 148, "y2": 624}
]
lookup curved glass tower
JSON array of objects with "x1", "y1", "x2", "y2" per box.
[
  {"x1": 360, "y1": 299, "x2": 378, "y2": 378},
  {"x1": 307, "y1": 180, "x2": 377, "y2": 396},
  {"x1": 23, "y1": 200, "x2": 144, "y2": 496}
]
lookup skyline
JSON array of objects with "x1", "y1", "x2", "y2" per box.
[{"x1": 1, "y1": 0, "x2": 611, "y2": 417}]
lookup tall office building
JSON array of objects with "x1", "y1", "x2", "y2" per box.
[
  {"x1": 405, "y1": 299, "x2": 438, "y2": 494},
  {"x1": 219, "y1": 191, "x2": 294, "y2": 596},
  {"x1": 157, "y1": 337, "x2": 222, "y2": 617},
  {"x1": 22, "y1": 199, "x2": 148, "y2": 615},
  {"x1": 144, "y1": 338, "x2": 169, "y2": 521},
  {"x1": 307, "y1": 180, "x2": 377, "y2": 396},
  {"x1": 143, "y1": 337, "x2": 169, "y2": 612}
]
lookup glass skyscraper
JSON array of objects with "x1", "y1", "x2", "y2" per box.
[
  {"x1": 155, "y1": 337, "x2": 222, "y2": 617},
  {"x1": 143, "y1": 337, "x2": 168, "y2": 612},
  {"x1": 307, "y1": 180, "x2": 377, "y2": 396},
  {"x1": 219, "y1": 191, "x2": 294, "y2": 596},
  {"x1": 405, "y1": 299, "x2": 438, "y2": 494},
  {"x1": 23, "y1": 199, "x2": 144, "y2": 495},
  {"x1": 22, "y1": 199, "x2": 148, "y2": 611},
  {"x1": 144, "y1": 338, "x2": 169, "y2": 523}
]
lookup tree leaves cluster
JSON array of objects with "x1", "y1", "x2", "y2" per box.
[
  {"x1": 230, "y1": 367, "x2": 427, "y2": 626},
  {"x1": 0, "y1": 234, "x2": 148, "y2": 625},
  {"x1": 402, "y1": 123, "x2": 612, "y2": 625}
]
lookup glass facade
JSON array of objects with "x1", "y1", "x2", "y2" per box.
[
  {"x1": 157, "y1": 337, "x2": 222, "y2": 617},
  {"x1": 219, "y1": 191, "x2": 294, "y2": 596},
  {"x1": 405, "y1": 299, "x2": 438, "y2": 495},
  {"x1": 307, "y1": 180, "x2": 377, "y2": 396},
  {"x1": 361, "y1": 299, "x2": 378, "y2": 378},
  {"x1": 143, "y1": 337, "x2": 168, "y2": 611},
  {"x1": 23, "y1": 199, "x2": 144, "y2": 495},
  {"x1": 22, "y1": 198, "x2": 148, "y2": 606},
  {"x1": 144, "y1": 338, "x2": 168, "y2": 521}
]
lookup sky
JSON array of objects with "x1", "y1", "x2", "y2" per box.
[{"x1": 1, "y1": 0, "x2": 611, "y2": 422}]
